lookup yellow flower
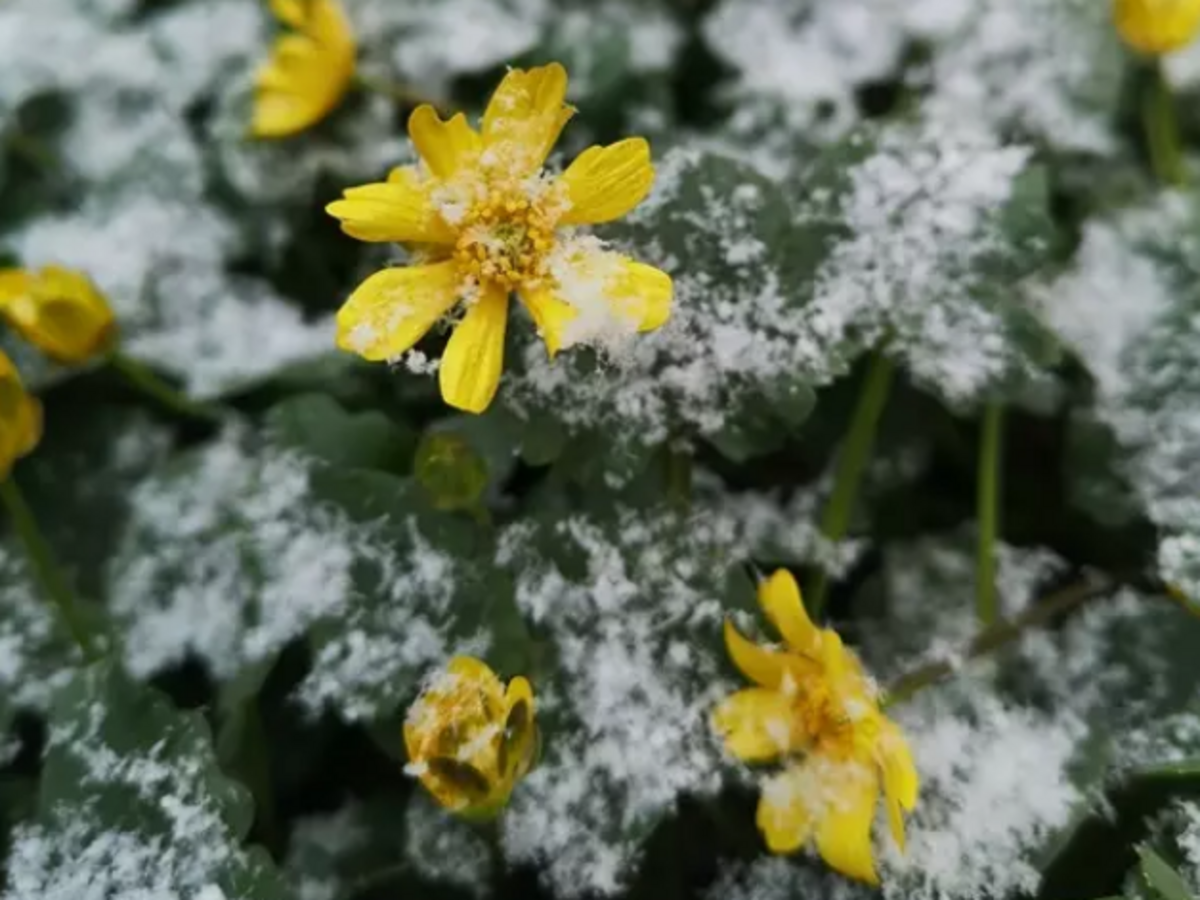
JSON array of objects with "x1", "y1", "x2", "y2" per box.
[
  {"x1": 252, "y1": 0, "x2": 356, "y2": 138},
  {"x1": 712, "y1": 570, "x2": 919, "y2": 885},
  {"x1": 404, "y1": 656, "x2": 538, "y2": 818},
  {"x1": 326, "y1": 62, "x2": 672, "y2": 414},
  {"x1": 0, "y1": 350, "x2": 41, "y2": 480},
  {"x1": 1114, "y1": 0, "x2": 1200, "y2": 54},
  {"x1": 0, "y1": 266, "x2": 116, "y2": 365}
]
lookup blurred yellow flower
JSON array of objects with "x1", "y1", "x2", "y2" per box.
[
  {"x1": 404, "y1": 656, "x2": 538, "y2": 818},
  {"x1": 712, "y1": 570, "x2": 918, "y2": 885},
  {"x1": 1114, "y1": 0, "x2": 1200, "y2": 54},
  {"x1": 0, "y1": 266, "x2": 115, "y2": 365},
  {"x1": 252, "y1": 0, "x2": 356, "y2": 138},
  {"x1": 327, "y1": 62, "x2": 672, "y2": 414},
  {"x1": 0, "y1": 350, "x2": 41, "y2": 480}
]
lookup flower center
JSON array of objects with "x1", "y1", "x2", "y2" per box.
[{"x1": 454, "y1": 188, "x2": 559, "y2": 291}]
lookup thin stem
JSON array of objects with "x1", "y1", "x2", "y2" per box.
[
  {"x1": 0, "y1": 478, "x2": 99, "y2": 660},
  {"x1": 108, "y1": 351, "x2": 223, "y2": 424},
  {"x1": 664, "y1": 442, "x2": 693, "y2": 511},
  {"x1": 882, "y1": 577, "x2": 1108, "y2": 708},
  {"x1": 1143, "y1": 58, "x2": 1186, "y2": 186},
  {"x1": 808, "y1": 352, "x2": 895, "y2": 619},
  {"x1": 353, "y1": 73, "x2": 434, "y2": 109},
  {"x1": 975, "y1": 402, "x2": 1004, "y2": 626}
]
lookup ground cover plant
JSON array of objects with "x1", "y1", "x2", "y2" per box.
[{"x1": 2, "y1": 1, "x2": 1200, "y2": 899}]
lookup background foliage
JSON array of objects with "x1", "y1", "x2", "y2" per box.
[{"x1": 2, "y1": 0, "x2": 1200, "y2": 899}]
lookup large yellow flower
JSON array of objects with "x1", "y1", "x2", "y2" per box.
[
  {"x1": 326, "y1": 62, "x2": 672, "y2": 414},
  {"x1": 712, "y1": 570, "x2": 918, "y2": 885},
  {"x1": 0, "y1": 350, "x2": 41, "y2": 480},
  {"x1": 0, "y1": 266, "x2": 115, "y2": 365},
  {"x1": 252, "y1": 0, "x2": 356, "y2": 138},
  {"x1": 404, "y1": 656, "x2": 538, "y2": 819},
  {"x1": 1114, "y1": 0, "x2": 1200, "y2": 54}
]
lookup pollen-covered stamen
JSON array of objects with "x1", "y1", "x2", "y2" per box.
[{"x1": 453, "y1": 186, "x2": 561, "y2": 291}]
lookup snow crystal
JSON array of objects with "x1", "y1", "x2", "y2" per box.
[
  {"x1": 704, "y1": 0, "x2": 1120, "y2": 154},
  {"x1": 0, "y1": 545, "x2": 80, "y2": 716},
  {"x1": 495, "y1": 509, "x2": 739, "y2": 895},
  {"x1": 405, "y1": 794, "x2": 491, "y2": 894},
  {"x1": 709, "y1": 856, "x2": 869, "y2": 900},
  {"x1": 1177, "y1": 801, "x2": 1200, "y2": 893},
  {"x1": 881, "y1": 687, "x2": 1084, "y2": 900}
]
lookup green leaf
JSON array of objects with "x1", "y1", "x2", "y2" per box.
[
  {"x1": 8, "y1": 661, "x2": 287, "y2": 899},
  {"x1": 266, "y1": 391, "x2": 416, "y2": 474},
  {"x1": 1139, "y1": 846, "x2": 1197, "y2": 900}
]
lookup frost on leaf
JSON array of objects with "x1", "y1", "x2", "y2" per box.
[
  {"x1": 107, "y1": 421, "x2": 519, "y2": 723},
  {"x1": 1040, "y1": 195, "x2": 1200, "y2": 604},
  {"x1": 703, "y1": 0, "x2": 1122, "y2": 154},
  {"x1": 0, "y1": 546, "x2": 80, "y2": 730},
  {"x1": 495, "y1": 506, "x2": 753, "y2": 896},
  {"x1": 4, "y1": 662, "x2": 286, "y2": 900}
]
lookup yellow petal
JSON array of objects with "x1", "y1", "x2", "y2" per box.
[
  {"x1": 447, "y1": 655, "x2": 506, "y2": 711},
  {"x1": 326, "y1": 171, "x2": 454, "y2": 244},
  {"x1": 724, "y1": 619, "x2": 791, "y2": 690},
  {"x1": 252, "y1": 0, "x2": 356, "y2": 139},
  {"x1": 0, "y1": 269, "x2": 35, "y2": 305},
  {"x1": 558, "y1": 138, "x2": 654, "y2": 225},
  {"x1": 814, "y1": 767, "x2": 881, "y2": 886},
  {"x1": 518, "y1": 285, "x2": 577, "y2": 357},
  {"x1": 408, "y1": 106, "x2": 482, "y2": 180},
  {"x1": 0, "y1": 350, "x2": 42, "y2": 478},
  {"x1": 712, "y1": 688, "x2": 797, "y2": 762},
  {"x1": 757, "y1": 569, "x2": 822, "y2": 657},
  {"x1": 502, "y1": 675, "x2": 538, "y2": 780},
  {"x1": 546, "y1": 249, "x2": 672, "y2": 349},
  {"x1": 335, "y1": 261, "x2": 461, "y2": 361},
  {"x1": 480, "y1": 62, "x2": 574, "y2": 176},
  {"x1": 877, "y1": 719, "x2": 919, "y2": 851},
  {"x1": 1114, "y1": 0, "x2": 1200, "y2": 55},
  {"x1": 1, "y1": 266, "x2": 116, "y2": 365},
  {"x1": 756, "y1": 766, "x2": 816, "y2": 853},
  {"x1": 438, "y1": 286, "x2": 509, "y2": 414},
  {"x1": 604, "y1": 257, "x2": 672, "y2": 334}
]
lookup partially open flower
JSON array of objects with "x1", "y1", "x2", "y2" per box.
[
  {"x1": 0, "y1": 266, "x2": 115, "y2": 365},
  {"x1": 404, "y1": 656, "x2": 538, "y2": 819},
  {"x1": 712, "y1": 570, "x2": 919, "y2": 885},
  {"x1": 1114, "y1": 0, "x2": 1200, "y2": 55},
  {"x1": 0, "y1": 350, "x2": 41, "y2": 480},
  {"x1": 252, "y1": 0, "x2": 356, "y2": 139}
]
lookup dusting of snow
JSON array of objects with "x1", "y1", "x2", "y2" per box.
[
  {"x1": 405, "y1": 794, "x2": 491, "y2": 894},
  {"x1": 284, "y1": 805, "x2": 371, "y2": 900}
]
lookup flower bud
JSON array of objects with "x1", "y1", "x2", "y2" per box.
[
  {"x1": 0, "y1": 266, "x2": 116, "y2": 365},
  {"x1": 1114, "y1": 0, "x2": 1200, "y2": 55},
  {"x1": 404, "y1": 656, "x2": 537, "y2": 818},
  {"x1": 0, "y1": 350, "x2": 41, "y2": 480}
]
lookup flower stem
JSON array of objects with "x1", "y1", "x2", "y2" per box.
[
  {"x1": 807, "y1": 352, "x2": 895, "y2": 619},
  {"x1": 0, "y1": 477, "x2": 99, "y2": 660},
  {"x1": 975, "y1": 402, "x2": 1004, "y2": 626},
  {"x1": 108, "y1": 351, "x2": 223, "y2": 424},
  {"x1": 882, "y1": 577, "x2": 1108, "y2": 708},
  {"x1": 1143, "y1": 59, "x2": 1186, "y2": 186},
  {"x1": 353, "y1": 73, "x2": 434, "y2": 109},
  {"x1": 664, "y1": 442, "x2": 692, "y2": 511}
]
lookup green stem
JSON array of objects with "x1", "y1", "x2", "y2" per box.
[
  {"x1": 108, "y1": 351, "x2": 223, "y2": 424},
  {"x1": 353, "y1": 73, "x2": 434, "y2": 109},
  {"x1": 975, "y1": 402, "x2": 1004, "y2": 626},
  {"x1": 807, "y1": 353, "x2": 895, "y2": 619},
  {"x1": 882, "y1": 578, "x2": 1107, "y2": 708},
  {"x1": 1143, "y1": 59, "x2": 1186, "y2": 186},
  {"x1": 664, "y1": 442, "x2": 692, "y2": 511},
  {"x1": 0, "y1": 478, "x2": 98, "y2": 660}
]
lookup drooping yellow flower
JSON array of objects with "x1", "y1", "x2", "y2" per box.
[
  {"x1": 0, "y1": 266, "x2": 115, "y2": 365},
  {"x1": 252, "y1": 0, "x2": 356, "y2": 138},
  {"x1": 404, "y1": 656, "x2": 538, "y2": 818},
  {"x1": 712, "y1": 570, "x2": 919, "y2": 885},
  {"x1": 327, "y1": 62, "x2": 672, "y2": 414},
  {"x1": 1114, "y1": 0, "x2": 1200, "y2": 54},
  {"x1": 0, "y1": 350, "x2": 41, "y2": 480}
]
